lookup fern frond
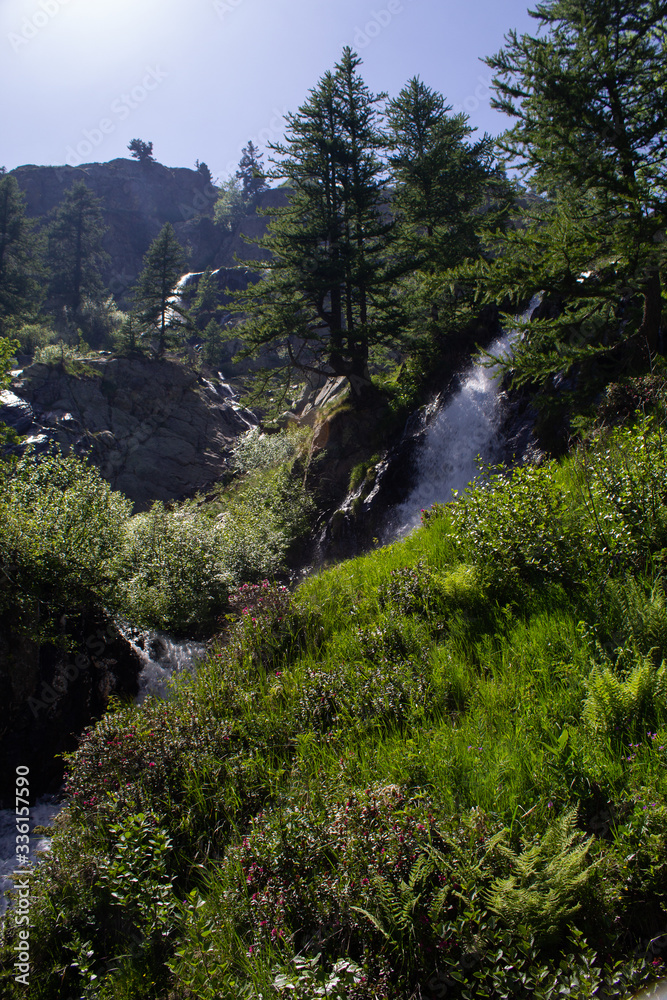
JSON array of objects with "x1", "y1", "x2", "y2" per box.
[{"x1": 483, "y1": 809, "x2": 596, "y2": 944}]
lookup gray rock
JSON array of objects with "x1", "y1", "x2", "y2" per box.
[{"x1": 11, "y1": 357, "x2": 257, "y2": 507}]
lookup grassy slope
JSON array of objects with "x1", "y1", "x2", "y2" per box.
[{"x1": 3, "y1": 409, "x2": 667, "y2": 999}]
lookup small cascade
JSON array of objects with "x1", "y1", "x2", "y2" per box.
[
  {"x1": 387, "y1": 329, "x2": 513, "y2": 538},
  {"x1": 123, "y1": 629, "x2": 207, "y2": 703}
]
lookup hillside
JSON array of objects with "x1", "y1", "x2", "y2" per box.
[{"x1": 2, "y1": 400, "x2": 667, "y2": 998}]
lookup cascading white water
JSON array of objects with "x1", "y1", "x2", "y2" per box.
[
  {"x1": 387, "y1": 300, "x2": 539, "y2": 540},
  {"x1": 124, "y1": 629, "x2": 207, "y2": 704},
  {"x1": 0, "y1": 632, "x2": 206, "y2": 916},
  {"x1": 387, "y1": 330, "x2": 513, "y2": 538}
]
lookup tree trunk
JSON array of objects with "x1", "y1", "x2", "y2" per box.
[{"x1": 638, "y1": 267, "x2": 662, "y2": 354}]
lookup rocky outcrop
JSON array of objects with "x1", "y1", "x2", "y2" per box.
[
  {"x1": 0, "y1": 609, "x2": 143, "y2": 806},
  {"x1": 9, "y1": 356, "x2": 257, "y2": 507},
  {"x1": 10, "y1": 159, "x2": 289, "y2": 301}
]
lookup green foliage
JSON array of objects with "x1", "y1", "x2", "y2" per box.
[
  {"x1": 128, "y1": 138, "x2": 155, "y2": 162},
  {"x1": 33, "y1": 340, "x2": 90, "y2": 365},
  {"x1": 114, "y1": 502, "x2": 232, "y2": 634},
  {"x1": 77, "y1": 294, "x2": 125, "y2": 349},
  {"x1": 133, "y1": 223, "x2": 188, "y2": 355},
  {"x1": 386, "y1": 76, "x2": 512, "y2": 331},
  {"x1": 484, "y1": 809, "x2": 596, "y2": 943},
  {"x1": 112, "y1": 310, "x2": 143, "y2": 355},
  {"x1": 6, "y1": 411, "x2": 667, "y2": 998},
  {"x1": 232, "y1": 426, "x2": 299, "y2": 473},
  {"x1": 0, "y1": 174, "x2": 42, "y2": 333},
  {"x1": 232, "y1": 47, "x2": 403, "y2": 403},
  {"x1": 447, "y1": 460, "x2": 587, "y2": 594},
  {"x1": 213, "y1": 175, "x2": 247, "y2": 233},
  {"x1": 13, "y1": 321, "x2": 56, "y2": 356},
  {"x1": 0, "y1": 450, "x2": 132, "y2": 632},
  {"x1": 273, "y1": 955, "x2": 363, "y2": 998},
  {"x1": 476, "y1": 0, "x2": 667, "y2": 390},
  {"x1": 0, "y1": 334, "x2": 19, "y2": 388},
  {"x1": 95, "y1": 811, "x2": 177, "y2": 939},
  {"x1": 235, "y1": 140, "x2": 268, "y2": 202}
]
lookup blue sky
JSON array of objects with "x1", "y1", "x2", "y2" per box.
[{"x1": 1, "y1": 0, "x2": 537, "y2": 180}]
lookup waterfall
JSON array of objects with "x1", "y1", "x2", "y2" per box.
[{"x1": 387, "y1": 302, "x2": 537, "y2": 540}]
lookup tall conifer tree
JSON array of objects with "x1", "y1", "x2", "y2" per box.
[
  {"x1": 233, "y1": 48, "x2": 400, "y2": 402},
  {"x1": 479, "y1": 0, "x2": 667, "y2": 385},
  {"x1": 387, "y1": 77, "x2": 510, "y2": 325},
  {"x1": 0, "y1": 175, "x2": 41, "y2": 334},
  {"x1": 46, "y1": 181, "x2": 109, "y2": 314},
  {"x1": 133, "y1": 223, "x2": 188, "y2": 355}
]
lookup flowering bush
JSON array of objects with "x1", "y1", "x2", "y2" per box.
[{"x1": 225, "y1": 579, "x2": 296, "y2": 669}]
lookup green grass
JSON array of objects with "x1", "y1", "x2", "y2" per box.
[{"x1": 3, "y1": 410, "x2": 667, "y2": 998}]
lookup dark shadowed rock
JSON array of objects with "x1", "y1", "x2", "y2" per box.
[{"x1": 0, "y1": 609, "x2": 143, "y2": 806}]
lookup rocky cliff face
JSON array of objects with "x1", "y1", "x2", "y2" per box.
[
  {"x1": 10, "y1": 159, "x2": 288, "y2": 301},
  {"x1": 7, "y1": 356, "x2": 257, "y2": 507}
]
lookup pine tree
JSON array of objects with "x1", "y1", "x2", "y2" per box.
[
  {"x1": 0, "y1": 175, "x2": 41, "y2": 335},
  {"x1": 133, "y1": 223, "x2": 188, "y2": 355},
  {"x1": 480, "y1": 0, "x2": 667, "y2": 387},
  {"x1": 233, "y1": 48, "x2": 401, "y2": 403},
  {"x1": 387, "y1": 77, "x2": 511, "y2": 326},
  {"x1": 128, "y1": 139, "x2": 155, "y2": 163},
  {"x1": 46, "y1": 181, "x2": 109, "y2": 314},
  {"x1": 235, "y1": 141, "x2": 268, "y2": 201}
]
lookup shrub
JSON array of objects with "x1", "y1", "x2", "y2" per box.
[
  {"x1": 33, "y1": 340, "x2": 87, "y2": 364},
  {"x1": 0, "y1": 450, "x2": 132, "y2": 631},
  {"x1": 232, "y1": 427, "x2": 301, "y2": 473},
  {"x1": 447, "y1": 461, "x2": 588, "y2": 596},
  {"x1": 114, "y1": 502, "x2": 232, "y2": 634},
  {"x1": 572, "y1": 418, "x2": 667, "y2": 570},
  {"x1": 14, "y1": 321, "x2": 56, "y2": 356}
]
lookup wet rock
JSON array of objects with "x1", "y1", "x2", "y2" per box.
[{"x1": 0, "y1": 390, "x2": 33, "y2": 434}]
